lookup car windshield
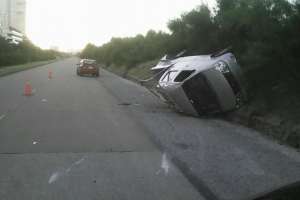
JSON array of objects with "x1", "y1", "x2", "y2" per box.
[
  {"x1": 1, "y1": 0, "x2": 300, "y2": 200},
  {"x1": 84, "y1": 60, "x2": 96, "y2": 65}
]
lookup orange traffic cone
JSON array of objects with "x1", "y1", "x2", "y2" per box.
[
  {"x1": 24, "y1": 81, "x2": 32, "y2": 96},
  {"x1": 48, "y1": 70, "x2": 53, "y2": 79}
]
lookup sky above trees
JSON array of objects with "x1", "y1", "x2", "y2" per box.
[{"x1": 26, "y1": 0, "x2": 216, "y2": 51}]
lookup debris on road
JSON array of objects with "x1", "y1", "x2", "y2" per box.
[
  {"x1": 161, "y1": 153, "x2": 170, "y2": 175},
  {"x1": 118, "y1": 102, "x2": 132, "y2": 106},
  {"x1": 0, "y1": 114, "x2": 6, "y2": 121},
  {"x1": 118, "y1": 102, "x2": 141, "y2": 106},
  {"x1": 48, "y1": 172, "x2": 61, "y2": 184}
]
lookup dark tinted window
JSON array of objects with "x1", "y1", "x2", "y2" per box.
[
  {"x1": 174, "y1": 70, "x2": 195, "y2": 82},
  {"x1": 183, "y1": 73, "x2": 219, "y2": 114}
]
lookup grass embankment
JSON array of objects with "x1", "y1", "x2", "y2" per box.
[
  {"x1": 0, "y1": 60, "x2": 57, "y2": 77},
  {"x1": 104, "y1": 60, "x2": 157, "y2": 80},
  {"x1": 103, "y1": 61, "x2": 300, "y2": 149}
]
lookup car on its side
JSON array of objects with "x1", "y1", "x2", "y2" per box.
[
  {"x1": 77, "y1": 59, "x2": 99, "y2": 77},
  {"x1": 151, "y1": 49, "x2": 247, "y2": 116}
]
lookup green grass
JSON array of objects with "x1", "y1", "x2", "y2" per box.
[
  {"x1": 127, "y1": 59, "x2": 159, "y2": 80},
  {"x1": 104, "y1": 59, "x2": 159, "y2": 82},
  {"x1": 104, "y1": 64, "x2": 128, "y2": 77},
  {"x1": 0, "y1": 60, "x2": 57, "y2": 77}
]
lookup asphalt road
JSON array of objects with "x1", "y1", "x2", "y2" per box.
[
  {"x1": 0, "y1": 58, "x2": 203, "y2": 200},
  {"x1": 1, "y1": 58, "x2": 300, "y2": 200}
]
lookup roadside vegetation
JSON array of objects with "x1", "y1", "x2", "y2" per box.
[
  {"x1": 0, "y1": 36, "x2": 66, "y2": 67},
  {"x1": 81, "y1": 0, "x2": 300, "y2": 148},
  {"x1": 0, "y1": 60, "x2": 56, "y2": 77}
]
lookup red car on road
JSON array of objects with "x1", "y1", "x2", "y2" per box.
[{"x1": 77, "y1": 59, "x2": 99, "y2": 77}]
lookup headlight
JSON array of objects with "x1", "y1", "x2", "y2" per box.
[{"x1": 214, "y1": 61, "x2": 230, "y2": 73}]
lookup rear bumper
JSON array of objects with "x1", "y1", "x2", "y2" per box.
[{"x1": 77, "y1": 68, "x2": 99, "y2": 75}]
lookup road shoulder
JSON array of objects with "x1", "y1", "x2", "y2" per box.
[{"x1": 99, "y1": 69, "x2": 300, "y2": 200}]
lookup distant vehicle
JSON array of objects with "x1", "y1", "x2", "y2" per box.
[
  {"x1": 77, "y1": 59, "x2": 99, "y2": 77},
  {"x1": 151, "y1": 49, "x2": 247, "y2": 116}
]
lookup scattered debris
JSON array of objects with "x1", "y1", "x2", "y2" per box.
[
  {"x1": 161, "y1": 153, "x2": 170, "y2": 175},
  {"x1": 74, "y1": 157, "x2": 85, "y2": 165},
  {"x1": 118, "y1": 102, "x2": 132, "y2": 106},
  {"x1": 118, "y1": 102, "x2": 141, "y2": 106},
  {"x1": 174, "y1": 142, "x2": 189, "y2": 150},
  {"x1": 0, "y1": 114, "x2": 6, "y2": 121},
  {"x1": 48, "y1": 172, "x2": 61, "y2": 184},
  {"x1": 33, "y1": 141, "x2": 38, "y2": 145}
]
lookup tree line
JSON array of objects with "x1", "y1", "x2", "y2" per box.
[
  {"x1": 0, "y1": 36, "x2": 65, "y2": 67},
  {"x1": 81, "y1": 0, "x2": 300, "y2": 89}
]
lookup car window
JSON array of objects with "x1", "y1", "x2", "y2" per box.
[
  {"x1": 161, "y1": 71, "x2": 177, "y2": 82},
  {"x1": 174, "y1": 70, "x2": 195, "y2": 82}
]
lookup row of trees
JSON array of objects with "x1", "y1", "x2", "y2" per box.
[
  {"x1": 0, "y1": 37, "x2": 62, "y2": 67},
  {"x1": 81, "y1": 0, "x2": 300, "y2": 88},
  {"x1": 81, "y1": 31, "x2": 171, "y2": 68}
]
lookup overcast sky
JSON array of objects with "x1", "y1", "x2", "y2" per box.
[{"x1": 26, "y1": 0, "x2": 216, "y2": 51}]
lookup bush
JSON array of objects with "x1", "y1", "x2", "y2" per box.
[{"x1": 0, "y1": 37, "x2": 62, "y2": 67}]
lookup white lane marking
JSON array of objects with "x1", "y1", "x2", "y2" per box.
[
  {"x1": 48, "y1": 156, "x2": 87, "y2": 184},
  {"x1": 0, "y1": 114, "x2": 6, "y2": 121},
  {"x1": 48, "y1": 172, "x2": 61, "y2": 184},
  {"x1": 41, "y1": 99, "x2": 48, "y2": 102},
  {"x1": 74, "y1": 157, "x2": 85, "y2": 165},
  {"x1": 66, "y1": 168, "x2": 71, "y2": 173},
  {"x1": 161, "y1": 153, "x2": 170, "y2": 175}
]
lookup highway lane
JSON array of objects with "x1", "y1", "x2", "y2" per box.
[
  {"x1": 1, "y1": 57, "x2": 300, "y2": 200},
  {"x1": 0, "y1": 58, "x2": 203, "y2": 200}
]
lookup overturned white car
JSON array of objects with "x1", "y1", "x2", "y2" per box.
[{"x1": 151, "y1": 49, "x2": 247, "y2": 116}]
